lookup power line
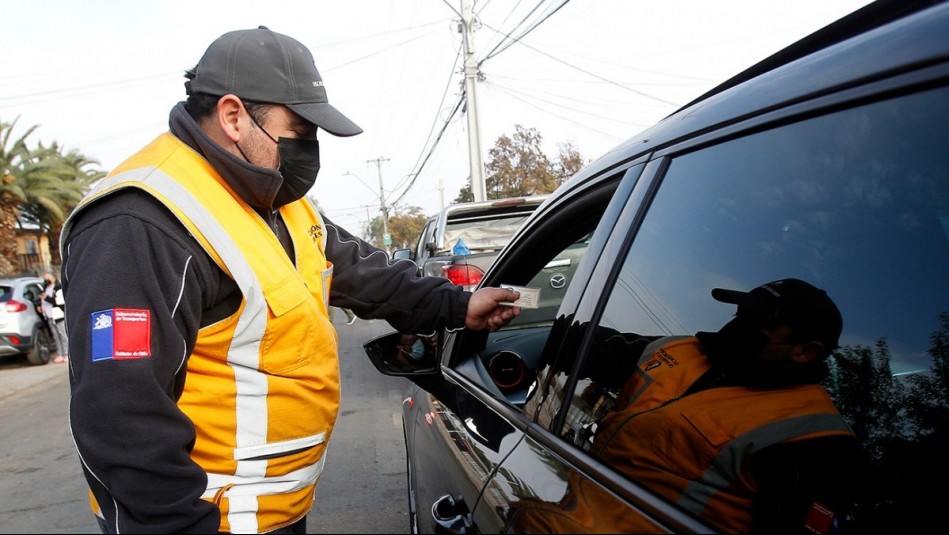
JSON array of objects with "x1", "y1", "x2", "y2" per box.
[
  {"x1": 482, "y1": 23, "x2": 679, "y2": 106},
  {"x1": 389, "y1": 94, "x2": 465, "y2": 207},
  {"x1": 480, "y1": 0, "x2": 566, "y2": 64},
  {"x1": 391, "y1": 41, "x2": 464, "y2": 194}
]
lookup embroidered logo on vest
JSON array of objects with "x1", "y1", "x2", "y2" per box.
[
  {"x1": 308, "y1": 224, "x2": 323, "y2": 243},
  {"x1": 655, "y1": 347, "x2": 680, "y2": 368}
]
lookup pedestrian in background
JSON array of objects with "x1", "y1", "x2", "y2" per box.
[
  {"x1": 330, "y1": 306, "x2": 357, "y2": 325},
  {"x1": 60, "y1": 26, "x2": 519, "y2": 534},
  {"x1": 40, "y1": 271, "x2": 68, "y2": 363}
]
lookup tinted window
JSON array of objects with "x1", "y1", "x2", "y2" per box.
[{"x1": 559, "y1": 87, "x2": 949, "y2": 529}]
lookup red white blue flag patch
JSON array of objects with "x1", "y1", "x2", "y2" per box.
[{"x1": 90, "y1": 308, "x2": 152, "y2": 361}]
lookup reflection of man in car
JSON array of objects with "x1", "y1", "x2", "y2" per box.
[
  {"x1": 393, "y1": 334, "x2": 438, "y2": 371},
  {"x1": 593, "y1": 278, "x2": 861, "y2": 534}
]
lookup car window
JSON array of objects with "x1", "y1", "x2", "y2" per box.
[
  {"x1": 446, "y1": 177, "x2": 626, "y2": 409},
  {"x1": 552, "y1": 86, "x2": 949, "y2": 529},
  {"x1": 414, "y1": 217, "x2": 436, "y2": 262},
  {"x1": 442, "y1": 213, "x2": 535, "y2": 252},
  {"x1": 23, "y1": 284, "x2": 43, "y2": 301},
  {"x1": 0, "y1": 285, "x2": 11, "y2": 302}
]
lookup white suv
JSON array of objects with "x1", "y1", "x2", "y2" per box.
[{"x1": 0, "y1": 277, "x2": 54, "y2": 365}]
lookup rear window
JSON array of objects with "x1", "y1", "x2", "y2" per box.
[
  {"x1": 442, "y1": 214, "x2": 534, "y2": 253},
  {"x1": 0, "y1": 285, "x2": 13, "y2": 302}
]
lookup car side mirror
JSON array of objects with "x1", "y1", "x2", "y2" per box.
[
  {"x1": 424, "y1": 241, "x2": 438, "y2": 254},
  {"x1": 391, "y1": 248, "x2": 413, "y2": 261},
  {"x1": 363, "y1": 330, "x2": 443, "y2": 380}
]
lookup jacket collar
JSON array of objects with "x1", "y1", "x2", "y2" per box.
[{"x1": 168, "y1": 101, "x2": 283, "y2": 213}]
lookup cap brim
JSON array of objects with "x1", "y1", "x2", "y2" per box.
[
  {"x1": 288, "y1": 102, "x2": 363, "y2": 137},
  {"x1": 711, "y1": 288, "x2": 773, "y2": 317}
]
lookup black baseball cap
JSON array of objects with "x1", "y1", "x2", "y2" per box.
[
  {"x1": 711, "y1": 278, "x2": 843, "y2": 350},
  {"x1": 186, "y1": 26, "x2": 363, "y2": 137}
]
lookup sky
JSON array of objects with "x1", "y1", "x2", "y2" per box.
[{"x1": 1, "y1": 0, "x2": 873, "y2": 234}]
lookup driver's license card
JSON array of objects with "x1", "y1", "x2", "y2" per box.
[{"x1": 499, "y1": 285, "x2": 540, "y2": 309}]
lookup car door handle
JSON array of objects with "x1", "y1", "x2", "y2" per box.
[{"x1": 431, "y1": 494, "x2": 476, "y2": 534}]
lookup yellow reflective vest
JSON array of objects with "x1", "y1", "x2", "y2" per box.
[
  {"x1": 69, "y1": 132, "x2": 340, "y2": 533},
  {"x1": 593, "y1": 336, "x2": 855, "y2": 533}
]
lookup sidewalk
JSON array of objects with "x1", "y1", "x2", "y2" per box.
[{"x1": 0, "y1": 356, "x2": 69, "y2": 401}]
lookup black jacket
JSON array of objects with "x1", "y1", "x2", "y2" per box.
[{"x1": 61, "y1": 102, "x2": 469, "y2": 533}]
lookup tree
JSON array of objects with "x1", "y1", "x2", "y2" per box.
[
  {"x1": 19, "y1": 143, "x2": 103, "y2": 265},
  {"x1": 1, "y1": 118, "x2": 103, "y2": 275},
  {"x1": 824, "y1": 315, "x2": 949, "y2": 529},
  {"x1": 365, "y1": 205, "x2": 427, "y2": 251},
  {"x1": 1, "y1": 118, "x2": 41, "y2": 276},
  {"x1": 455, "y1": 125, "x2": 587, "y2": 202}
]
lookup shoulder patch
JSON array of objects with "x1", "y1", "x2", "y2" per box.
[{"x1": 90, "y1": 308, "x2": 152, "y2": 361}]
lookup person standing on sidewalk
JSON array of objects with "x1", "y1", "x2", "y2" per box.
[{"x1": 40, "y1": 271, "x2": 68, "y2": 363}]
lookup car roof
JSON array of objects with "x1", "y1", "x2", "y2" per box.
[
  {"x1": 0, "y1": 277, "x2": 42, "y2": 284},
  {"x1": 552, "y1": 0, "x2": 949, "y2": 198}
]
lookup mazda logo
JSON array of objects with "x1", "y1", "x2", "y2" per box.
[{"x1": 550, "y1": 274, "x2": 566, "y2": 289}]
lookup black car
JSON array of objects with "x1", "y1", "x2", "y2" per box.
[{"x1": 365, "y1": 1, "x2": 949, "y2": 532}]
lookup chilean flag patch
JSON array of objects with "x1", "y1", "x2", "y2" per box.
[{"x1": 90, "y1": 308, "x2": 152, "y2": 361}]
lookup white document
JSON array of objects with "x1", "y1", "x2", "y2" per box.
[{"x1": 499, "y1": 285, "x2": 541, "y2": 309}]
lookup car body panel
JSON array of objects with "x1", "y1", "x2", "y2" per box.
[
  {"x1": 367, "y1": 2, "x2": 949, "y2": 532},
  {"x1": 0, "y1": 277, "x2": 53, "y2": 364}
]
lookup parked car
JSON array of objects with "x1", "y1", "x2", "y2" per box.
[
  {"x1": 364, "y1": 0, "x2": 949, "y2": 532},
  {"x1": 0, "y1": 276, "x2": 54, "y2": 365},
  {"x1": 394, "y1": 195, "x2": 549, "y2": 290}
]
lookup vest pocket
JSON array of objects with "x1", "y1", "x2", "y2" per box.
[
  {"x1": 265, "y1": 274, "x2": 309, "y2": 317},
  {"x1": 260, "y1": 274, "x2": 314, "y2": 374},
  {"x1": 233, "y1": 432, "x2": 327, "y2": 460},
  {"x1": 321, "y1": 262, "x2": 333, "y2": 308},
  {"x1": 681, "y1": 409, "x2": 733, "y2": 448}
]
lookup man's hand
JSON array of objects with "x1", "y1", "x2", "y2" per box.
[{"x1": 465, "y1": 287, "x2": 521, "y2": 331}]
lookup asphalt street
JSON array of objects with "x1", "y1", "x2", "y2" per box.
[{"x1": 0, "y1": 315, "x2": 410, "y2": 534}]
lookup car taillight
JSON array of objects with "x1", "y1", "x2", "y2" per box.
[
  {"x1": 5, "y1": 300, "x2": 27, "y2": 313},
  {"x1": 8, "y1": 335, "x2": 22, "y2": 345},
  {"x1": 442, "y1": 264, "x2": 484, "y2": 287}
]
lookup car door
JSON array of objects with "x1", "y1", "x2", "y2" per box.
[
  {"x1": 466, "y1": 159, "x2": 712, "y2": 534},
  {"x1": 427, "y1": 162, "x2": 695, "y2": 533},
  {"x1": 497, "y1": 78, "x2": 949, "y2": 533}
]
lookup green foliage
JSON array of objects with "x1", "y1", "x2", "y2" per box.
[
  {"x1": 1, "y1": 117, "x2": 103, "y2": 274},
  {"x1": 825, "y1": 313, "x2": 949, "y2": 528},
  {"x1": 456, "y1": 125, "x2": 588, "y2": 202},
  {"x1": 365, "y1": 205, "x2": 427, "y2": 251}
]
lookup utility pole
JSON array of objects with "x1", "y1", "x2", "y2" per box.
[
  {"x1": 368, "y1": 156, "x2": 392, "y2": 255},
  {"x1": 460, "y1": 0, "x2": 486, "y2": 202}
]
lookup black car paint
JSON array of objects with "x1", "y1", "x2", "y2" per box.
[{"x1": 365, "y1": 1, "x2": 949, "y2": 532}]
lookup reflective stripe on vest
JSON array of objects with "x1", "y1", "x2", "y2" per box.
[
  {"x1": 678, "y1": 412, "x2": 855, "y2": 516},
  {"x1": 64, "y1": 136, "x2": 339, "y2": 533},
  {"x1": 593, "y1": 337, "x2": 854, "y2": 533}
]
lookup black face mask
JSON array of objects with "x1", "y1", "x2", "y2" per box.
[
  {"x1": 272, "y1": 137, "x2": 320, "y2": 206},
  {"x1": 702, "y1": 316, "x2": 770, "y2": 360},
  {"x1": 695, "y1": 316, "x2": 778, "y2": 385},
  {"x1": 238, "y1": 113, "x2": 321, "y2": 206}
]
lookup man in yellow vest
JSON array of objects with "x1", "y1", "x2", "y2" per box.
[
  {"x1": 60, "y1": 26, "x2": 519, "y2": 534},
  {"x1": 592, "y1": 278, "x2": 862, "y2": 533}
]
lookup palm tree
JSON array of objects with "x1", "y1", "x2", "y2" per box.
[
  {"x1": 0, "y1": 118, "x2": 37, "y2": 276},
  {"x1": 1, "y1": 118, "x2": 102, "y2": 275},
  {"x1": 18, "y1": 143, "x2": 103, "y2": 265}
]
